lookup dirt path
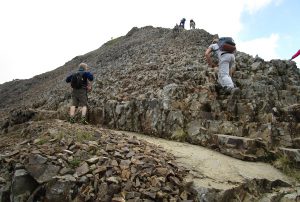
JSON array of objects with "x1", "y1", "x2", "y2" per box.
[{"x1": 112, "y1": 130, "x2": 293, "y2": 191}]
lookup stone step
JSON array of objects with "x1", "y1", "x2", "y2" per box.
[{"x1": 210, "y1": 134, "x2": 267, "y2": 161}]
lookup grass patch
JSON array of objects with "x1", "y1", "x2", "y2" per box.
[
  {"x1": 274, "y1": 155, "x2": 300, "y2": 182},
  {"x1": 75, "y1": 130, "x2": 93, "y2": 142},
  {"x1": 54, "y1": 132, "x2": 64, "y2": 141},
  {"x1": 171, "y1": 128, "x2": 187, "y2": 142},
  {"x1": 104, "y1": 37, "x2": 120, "y2": 47},
  {"x1": 69, "y1": 158, "x2": 81, "y2": 169},
  {"x1": 35, "y1": 138, "x2": 48, "y2": 145}
]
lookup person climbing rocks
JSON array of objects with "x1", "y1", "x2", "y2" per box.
[
  {"x1": 173, "y1": 23, "x2": 180, "y2": 34},
  {"x1": 205, "y1": 36, "x2": 240, "y2": 98},
  {"x1": 190, "y1": 19, "x2": 195, "y2": 29},
  {"x1": 179, "y1": 18, "x2": 186, "y2": 29},
  {"x1": 66, "y1": 62, "x2": 94, "y2": 124},
  {"x1": 289, "y1": 49, "x2": 300, "y2": 61}
]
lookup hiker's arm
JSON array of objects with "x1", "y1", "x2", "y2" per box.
[
  {"x1": 86, "y1": 72, "x2": 94, "y2": 81},
  {"x1": 66, "y1": 75, "x2": 72, "y2": 83},
  {"x1": 205, "y1": 48, "x2": 215, "y2": 68}
]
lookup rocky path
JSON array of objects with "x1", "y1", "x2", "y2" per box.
[
  {"x1": 112, "y1": 130, "x2": 294, "y2": 191},
  {"x1": 1, "y1": 118, "x2": 299, "y2": 201}
]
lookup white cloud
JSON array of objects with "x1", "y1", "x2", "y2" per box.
[
  {"x1": 238, "y1": 34, "x2": 279, "y2": 60},
  {"x1": 293, "y1": 57, "x2": 300, "y2": 66},
  {"x1": 243, "y1": 0, "x2": 282, "y2": 14}
]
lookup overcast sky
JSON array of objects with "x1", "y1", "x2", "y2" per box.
[{"x1": 0, "y1": 0, "x2": 299, "y2": 84}]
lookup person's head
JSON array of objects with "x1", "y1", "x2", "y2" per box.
[
  {"x1": 212, "y1": 38, "x2": 219, "y2": 43},
  {"x1": 78, "y1": 63, "x2": 88, "y2": 71},
  {"x1": 212, "y1": 35, "x2": 219, "y2": 43}
]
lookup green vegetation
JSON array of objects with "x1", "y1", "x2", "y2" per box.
[
  {"x1": 274, "y1": 155, "x2": 300, "y2": 181},
  {"x1": 35, "y1": 138, "x2": 48, "y2": 145},
  {"x1": 69, "y1": 158, "x2": 80, "y2": 169},
  {"x1": 104, "y1": 37, "x2": 121, "y2": 47},
  {"x1": 171, "y1": 128, "x2": 187, "y2": 142},
  {"x1": 75, "y1": 130, "x2": 93, "y2": 142},
  {"x1": 54, "y1": 132, "x2": 64, "y2": 141}
]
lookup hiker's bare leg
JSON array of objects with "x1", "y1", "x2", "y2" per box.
[
  {"x1": 81, "y1": 106, "x2": 87, "y2": 117},
  {"x1": 70, "y1": 106, "x2": 76, "y2": 117}
]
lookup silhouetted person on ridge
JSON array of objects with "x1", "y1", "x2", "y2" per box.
[
  {"x1": 190, "y1": 19, "x2": 195, "y2": 29},
  {"x1": 66, "y1": 63, "x2": 93, "y2": 124},
  {"x1": 179, "y1": 18, "x2": 186, "y2": 29}
]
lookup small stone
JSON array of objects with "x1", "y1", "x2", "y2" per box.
[
  {"x1": 120, "y1": 160, "x2": 131, "y2": 169},
  {"x1": 0, "y1": 177, "x2": 6, "y2": 183},
  {"x1": 112, "y1": 196, "x2": 126, "y2": 202},
  {"x1": 75, "y1": 162, "x2": 90, "y2": 177},
  {"x1": 63, "y1": 149, "x2": 74, "y2": 154},
  {"x1": 86, "y1": 157, "x2": 99, "y2": 164},
  {"x1": 107, "y1": 176, "x2": 120, "y2": 184}
]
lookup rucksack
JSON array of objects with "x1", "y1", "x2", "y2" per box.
[
  {"x1": 71, "y1": 72, "x2": 84, "y2": 89},
  {"x1": 218, "y1": 37, "x2": 236, "y2": 53}
]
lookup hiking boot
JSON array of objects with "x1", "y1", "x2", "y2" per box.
[
  {"x1": 69, "y1": 117, "x2": 75, "y2": 124},
  {"x1": 230, "y1": 87, "x2": 241, "y2": 99},
  {"x1": 223, "y1": 86, "x2": 233, "y2": 95},
  {"x1": 80, "y1": 117, "x2": 88, "y2": 125}
]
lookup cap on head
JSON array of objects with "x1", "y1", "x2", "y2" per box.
[{"x1": 78, "y1": 63, "x2": 88, "y2": 71}]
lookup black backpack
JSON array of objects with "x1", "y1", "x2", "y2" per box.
[
  {"x1": 71, "y1": 72, "x2": 84, "y2": 89},
  {"x1": 218, "y1": 37, "x2": 236, "y2": 53}
]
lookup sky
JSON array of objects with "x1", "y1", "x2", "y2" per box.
[{"x1": 0, "y1": 0, "x2": 299, "y2": 84}]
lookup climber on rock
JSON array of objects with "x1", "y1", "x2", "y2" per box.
[
  {"x1": 190, "y1": 19, "x2": 196, "y2": 29},
  {"x1": 205, "y1": 36, "x2": 240, "y2": 98},
  {"x1": 179, "y1": 18, "x2": 186, "y2": 29}
]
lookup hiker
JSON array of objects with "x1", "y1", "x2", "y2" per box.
[
  {"x1": 173, "y1": 23, "x2": 180, "y2": 34},
  {"x1": 205, "y1": 37, "x2": 240, "y2": 96},
  {"x1": 66, "y1": 63, "x2": 93, "y2": 124},
  {"x1": 179, "y1": 18, "x2": 186, "y2": 29},
  {"x1": 190, "y1": 19, "x2": 195, "y2": 29},
  {"x1": 289, "y1": 49, "x2": 300, "y2": 61}
]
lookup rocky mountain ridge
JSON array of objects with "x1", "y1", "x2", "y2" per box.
[
  {"x1": 1, "y1": 26, "x2": 299, "y2": 162},
  {"x1": 0, "y1": 26, "x2": 300, "y2": 201}
]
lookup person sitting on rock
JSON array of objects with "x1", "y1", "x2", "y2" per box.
[
  {"x1": 190, "y1": 19, "x2": 196, "y2": 29},
  {"x1": 66, "y1": 63, "x2": 93, "y2": 124},
  {"x1": 205, "y1": 37, "x2": 240, "y2": 98}
]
